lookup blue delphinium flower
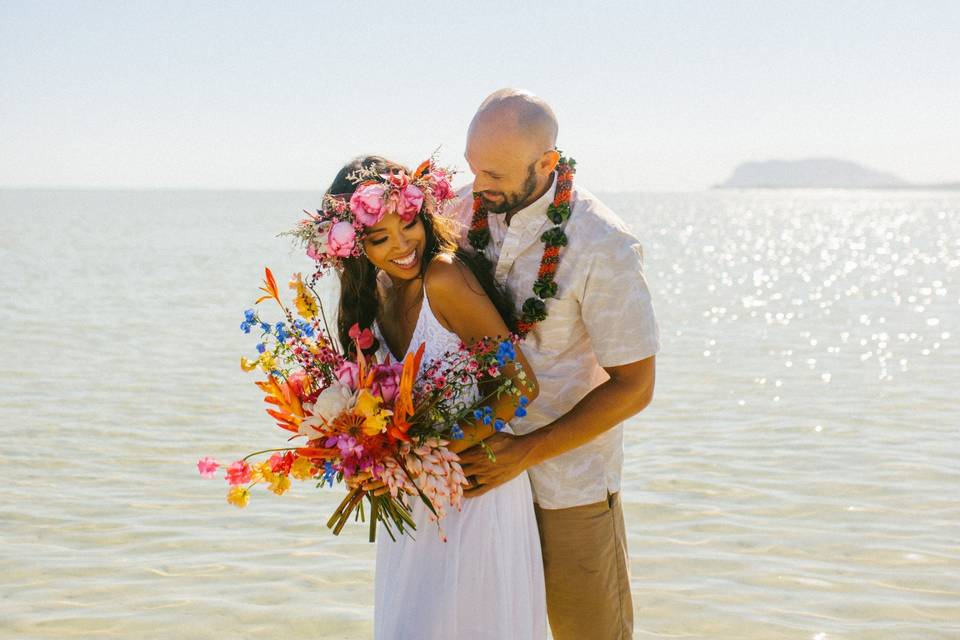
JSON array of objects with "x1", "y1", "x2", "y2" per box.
[
  {"x1": 244, "y1": 309, "x2": 256, "y2": 323},
  {"x1": 496, "y1": 341, "x2": 516, "y2": 366},
  {"x1": 494, "y1": 419, "x2": 506, "y2": 432},
  {"x1": 472, "y1": 408, "x2": 484, "y2": 420},
  {"x1": 256, "y1": 343, "x2": 266, "y2": 354},
  {"x1": 260, "y1": 322, "x2": 271, "y2": 334},
  {"x1": 275, "y1": 322, "x2": 289, "y2": 342},
  {"x1": 322, "y1": 461, "x2": 336, "y2": 487},
  {"x1": 514, "y1": 397, "x2": 529, "y2": 418},
  {"x1": 451, "y1": 424, "x2": 465, "y2": 440},
  {"x1": 240, "y1": 321, "x2": 252, "y2": 333},
  {"x1": 294, "y1": 319, "x2": 315, "y2": 337}
]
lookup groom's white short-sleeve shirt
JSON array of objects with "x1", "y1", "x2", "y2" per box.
[{"x1": 451, "y1": 180, "x2": 660, "y2": 509}]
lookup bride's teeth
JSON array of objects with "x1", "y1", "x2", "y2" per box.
[{"x1": 392, "y1": 250, "x2": 417, "y2": 267}]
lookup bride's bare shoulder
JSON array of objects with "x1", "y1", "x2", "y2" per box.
[
  {"x1": 424, "y1": 253, "x2": 486, "y2": 327},
  {"x1": 424, "y1": 252, "x2": 479, "y2": 296}
]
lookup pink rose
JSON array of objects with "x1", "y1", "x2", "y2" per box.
[
  {"x1": 327, "y1": 221, "x2": 356, "y2": 257},
  {"x1": 398, "y1": 184, "x2": 424, "y2": 222},
  {"x1": 349, "y1": 183, "x2": 387, "y2": 226},
  {"x1": 335, "y1": 360, "x2": 360, "y2": 390},
  {"x1": 370, "y1": 362, "x2": 404, "y2": 404},
  {"x1": 430, "y1": 171, "x2": 453, "y2": 202}
]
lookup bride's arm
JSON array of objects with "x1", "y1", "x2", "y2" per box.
[{"x1": 423, "y1": 255, "x2": 539, "y2": 454}]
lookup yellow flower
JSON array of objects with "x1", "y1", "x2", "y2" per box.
[
  {"x1": 289, "y1": 273, "x2": 318, "y2": 320},
  {"x1": 227, "y1": 486, "x2": 250, "y2": 508},
  {"x1": 250, "y1": 461, "x2": 272, "y2": 483},
  {"x1": 240, "y1": 357, "x2": 259, "y2": 372},
  {"x1": 258, "y1": 352, "x2": 277, "y2": 373},
  {"x1": 290, "y1": 456, "x2": 314, "y2": 481},
  {"x1": 268, "y1": 473, "x2": 291, "y2": 496},
  {"x1": 355, "y1": 389, "x2": 393, "y2": 436}
]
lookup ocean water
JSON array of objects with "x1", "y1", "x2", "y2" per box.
[{"x1": 1, "y1": 188, "x2": 957, "y2": 639}]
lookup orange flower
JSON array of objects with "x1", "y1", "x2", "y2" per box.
[
  {"x1": 256, "y1": 374, "x2": 305, "y2": 434},
  {"x1": 255, "y1": 267, "x2": 281, "y2": 305},
  {"x1": 388, "y1": 343, "x2": 424, "y2": 442}
]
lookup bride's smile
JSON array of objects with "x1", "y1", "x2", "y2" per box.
[{"x1": 363, "y1": 213, "x2": 426, "y2": 281}]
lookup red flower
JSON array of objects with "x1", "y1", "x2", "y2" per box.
[
  {"x1": 226, "y1": 460, "x2": 252, "y2": 486},
  {"x1": 349, "y1": 323, "x2": 375, "y2": 350},
  {"x1": 269, "y1": 451, "x2": 296, "y2": 475}
]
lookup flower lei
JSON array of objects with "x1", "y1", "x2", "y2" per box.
[
  {"x1": 468, "y1": 154, "x2": 576, "y2": 337},
  {"x1": 287, "y1": 158, "x2": 456, "y2": 273}
]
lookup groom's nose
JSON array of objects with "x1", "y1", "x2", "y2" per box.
[{"x1": 472, "y1": 174, "x2": 493, "y2": 193}]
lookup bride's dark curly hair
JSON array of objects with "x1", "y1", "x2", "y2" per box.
[{"x1": 329, "y1": 155, "x2": 516, "y2": 358}]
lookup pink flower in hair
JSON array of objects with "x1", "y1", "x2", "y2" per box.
[
  {"x1": 430, "y1": 171, "x2": 454, "y2": 202},
  {"x1": 397, "y1": 184, "x2": 424, "y2": 222},
  {"x1": 327, "y1": 220, "x2": 356, "y2": 257},
  {"x1": 306, "y1": 220, "x2": 332, "y2": 261},
  {"x1": 349, "y1": 183, "x2": 387, "y2": 226}
]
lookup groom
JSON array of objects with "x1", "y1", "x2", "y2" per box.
[{"x1": 454, "y1": 89, "x2": 660, "y2": 640}]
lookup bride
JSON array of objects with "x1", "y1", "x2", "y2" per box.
[{"x1": 322, "y1": 155, "x2": 547, "y2": 639}]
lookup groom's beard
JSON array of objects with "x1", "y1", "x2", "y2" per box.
[{"x1": 479, "y1": 162, "x2": 539, "y2": 215}]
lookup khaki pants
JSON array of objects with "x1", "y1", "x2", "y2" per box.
[{"x1": 534, "y1": 492, "x2": 633, "y2": 640}]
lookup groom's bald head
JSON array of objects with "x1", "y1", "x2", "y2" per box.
[
  {"x1": 468, "y1": 89, "x2": 559, "y2": 153},
  {"x1": 465, "y1": 89, "x2": 561, "y2": 215}
]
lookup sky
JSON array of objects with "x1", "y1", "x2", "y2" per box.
[{"x1": 1, "y1": 0, "x2": 958, "y2": 191}]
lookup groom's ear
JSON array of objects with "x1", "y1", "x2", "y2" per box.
[{"x1": 540, "y1": 149, "x2": 561, "y2": 175}]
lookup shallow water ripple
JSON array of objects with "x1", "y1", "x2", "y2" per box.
[{"x1": 1, "y1": 189, "x2": 958, "y2": 639}]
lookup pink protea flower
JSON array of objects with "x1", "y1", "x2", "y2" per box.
[
  {"x1": 197, "y1": 457, "x2": 220, "y2": 478},
  {"x1": 225, "y1": 460, "x2": 252, "y2": 486}
]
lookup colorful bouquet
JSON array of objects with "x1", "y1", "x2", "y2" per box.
[{"x1": 198, "y1": 266, "x2": 530, "y2": 542}]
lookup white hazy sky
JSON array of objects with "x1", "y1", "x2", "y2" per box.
[{"x1": 2, "y1": 1, "x2": 958, "y2": 191}]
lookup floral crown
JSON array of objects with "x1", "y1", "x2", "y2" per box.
[{"x1": 288, "y1": 158, "x2": 456, "y2": 272}]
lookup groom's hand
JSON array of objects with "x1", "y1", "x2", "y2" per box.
[{"x1": 457, "y1": 433, "x2": 536, "y2": 498}]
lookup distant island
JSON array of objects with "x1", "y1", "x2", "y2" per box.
[{"x1": 716, "y1": 158, "x2": 960, "y2": 190}]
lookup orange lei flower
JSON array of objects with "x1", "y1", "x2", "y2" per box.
[{"x1": 469, "y1": 155, "x2": 576, "y2": 337}]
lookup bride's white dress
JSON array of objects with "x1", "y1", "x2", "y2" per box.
[{"x1": 372, "y1": 286, "x2": 547, "y2": 640}]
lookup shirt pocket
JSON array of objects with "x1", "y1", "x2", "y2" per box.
[{"x1": 529, "y1": 296, "x2": 584, "y2": 355}]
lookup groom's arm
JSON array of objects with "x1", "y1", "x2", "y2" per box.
[
  {"x1": 459, "y1": 225, "x2": 660, "y2": 497},
  {"x1": 458, "y1": 356, "x2": 654, "y2": 497}
]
